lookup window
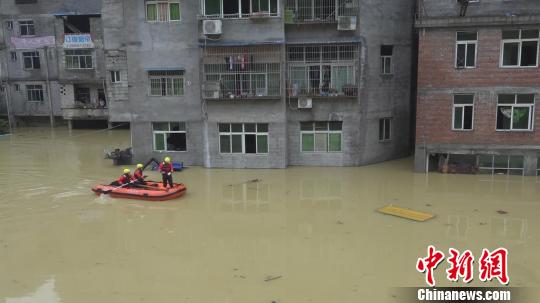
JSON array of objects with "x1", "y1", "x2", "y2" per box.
[
  {"x1": 456, "y1": 31, "x2": 477, "y2": 68},
  {"x1": 6, "y1": 21, "x2": 13, "y2": 30},
  {"x1": 19, "y1": 20, "x2": 35, "y2": 36},
  {"x1": 153, "y1": 122, "x2": 187, "y2": 151},
  {"x1": 10, "y1": 52, "x2": 17, "y2": 61},
  {"x1": 288, "y1": 44, "x2": 358, "y2": 97},
  {"x1": 219, "y1": 123, "x2": 268, "y2": 154},
  {"x1": 378, "y1": 118, "x2": 391, "y2": 141},
  {"x1": 453, "y1": 94, "x2": 474, "y2": 130},
  {"x1": 496, "y1": 94, "x2": 535, "y2": 131},
  {"x1": 284, "y1": 0, "x2": 357, "y2": 22},
  {"x1": 146, "y1": 1, "x2": 181, "y2": 21},
  {"x1": 74, "y1": 86, "x2": 91, "y2": 104},
  {"x1": 300, "y1": 121, "x2": 342, "y2": 152},
  {"x1": 14, "y1": 84, "x2": 21, "y2": 92},
  {"x1": 110, "y1": 71, "x2": 121, "y2": 83},
  {"x1": 26, "y1": 85, "x2": 44, "y2": 102},
  {"x1": 479, "y1": 155, "x2": 524, "y2": 176},
  {"x1": 65, "y1": 50, "x2": 93, "y2": 69},
  {"x1": 501, "y1": 29, "x2": 539, "y2": 67},
  {"x1": 22, "y1": 51, "x2": 40, "y2": 70},
  {"x1": 203, "y1": 0, "x2": 279, "y2": 18},
  {"x1": 380, "y1": 45, "x2": 393, "y2": 74},
  {"x1": 149, "y1": 70, "x2": 184, "y2": 96}
]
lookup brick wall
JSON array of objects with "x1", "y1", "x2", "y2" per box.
[{"x1": 416, "y1": 27, "x2": 540, "y2": 146}]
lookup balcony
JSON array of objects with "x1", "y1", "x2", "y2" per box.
[
  {"x1": 284, "y1": 0, "x2": 358, "y2": 24},
  {"x1": 202, "y1": 45, "x2": 282, "y2": 100},
  {"x1": 62, "y1": 105, "x2": 108, "y2": 120},
  {"x1": 199, "y1": 0, "x2": 279, "y2": 19},
  {"x1": 286, "y1": 43, "x2": 359, "y2": 98}
]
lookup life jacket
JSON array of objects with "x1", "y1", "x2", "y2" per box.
[
  {"x1": 117, "y1": 173, "x2": 132, "y2": 184},
  {"x1": 159, "y1": 162, "x2": 173, "y2": 174},
  {"x1": 134, "y1": 168, "x2": 144, "y2": 180}
]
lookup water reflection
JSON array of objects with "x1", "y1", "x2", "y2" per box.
[{"x1": 6, "y1": 277, "x2": 61, "y2": 303}]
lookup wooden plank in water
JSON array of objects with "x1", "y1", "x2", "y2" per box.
[{"x1": 377, "y1": 205, "x2": 435, "y2": 222}]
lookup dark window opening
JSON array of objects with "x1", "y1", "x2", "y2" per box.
[
  {"x1": 74, "y1": 87, "x2": 91, "y2": 104},
  {"x1": 241, "y1": 0, "x2": 250, "y2": 15},
  {"x1": 97, "y1": 89, "x2": 106, "y2": 108},
  {"x1": 245, "y1": 134, "x2": 256, "y2": 153},
  {"x1": 223, "y1": 0, "x2": 239, "y2": 16},
  {"x1": 166, "y1": 132, "x2": 186, "y2": 151},
  {"x1": 63, "y1": 15, "x2": 91, "y2": 33}
]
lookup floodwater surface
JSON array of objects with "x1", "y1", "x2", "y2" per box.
[{"x1": 0, "y1": 128, "x2": 539, "y2": 303}]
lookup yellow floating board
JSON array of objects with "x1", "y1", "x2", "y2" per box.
[{"x1": 377, "y1": 205, "x2": 435, "y2": 222}]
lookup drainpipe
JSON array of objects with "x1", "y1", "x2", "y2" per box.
[
  {"x1": 3, "y1": 81, "x2": 14, "y2": 133},
  {"x1": 44, "y1": 46, "x2": 54, "y2": 127}
]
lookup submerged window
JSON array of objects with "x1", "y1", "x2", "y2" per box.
[
  {"x1": 300, "y1": 121, "x2": 342, "y2": 152},
  {"x1": 219, "y1": 123, "x2": 269, "y2": 154},
  {"x1": 65, "y1": 50, "x2": 93, "y2": 69},
  {"x1": 153, "y1": 122, "x2": 187, "y2": 151},
  {"x1": 479, "y1": 155, "x2": 524, "y2": 176},
  {"x1": 456, "y1": 31, "x2": 477, "y2": 68},
  {"x1": 378, "y1": 118, "x2": 391, "y2": 141},
  {"x1": 148, "y1": 70, "x2": 184, "y2": 96},
  {"x1": 496, "y1": 94, "x2": 534, "y2": 131},
  {"x1": 453, "y1": 94, "x2": 474, "y2": 130},
  {"x1": 146, "y1": 1, "x2": 181, "y2": 21},
  {"x1": 501, "y1": 29, "x2": 539, "y2": 67},
  {"x1": 380, "y1": 45, "x2": 393, "y2": 74},
  {"x1": 22, "y1": 51, "x2": 40, "y2": 69},
  {"x1": 26, "y1": 85, "x2": 44, "y2": 102},
  {"x1": 19, "y1": 20, "x2": 35, "y2": 36}
]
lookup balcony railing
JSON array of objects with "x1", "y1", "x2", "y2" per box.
[
  {"x1": 199, "y1": 0, "x2": 279, "y2": 19},
  {"x1": 284, "y1": 0, "x2": 358, "y2": 24},
  {"x1": 202, "y1": 45, "x2": 281, "y2": 100}
]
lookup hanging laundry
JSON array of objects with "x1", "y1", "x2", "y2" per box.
[{"x1": 229, "y1": 56, "x2": 234, "y2": 70}]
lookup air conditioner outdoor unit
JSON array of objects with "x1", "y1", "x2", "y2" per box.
[
  {"x1": 203, "y1": 82, "x2": 220, "y2": 99},
  {"x1": 298, "y1": 97, "x2": 312, "y2": 109},
  {"x1": 337, "y1": 16, "x2": 357, "y2": 31},
  {"x1": 203, "y1": 20, "x2": 222, "y2": 35}
]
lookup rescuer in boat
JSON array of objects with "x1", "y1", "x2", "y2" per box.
[
  {"x1": 159, "y1": 157, "x2": 174, "y2": 188},
  {"x1": 110, "y1": 168, "x2": 133, "y2": 186},
  {"x1": 132, "y1": 163, "x2": 147, "y2": 186}
]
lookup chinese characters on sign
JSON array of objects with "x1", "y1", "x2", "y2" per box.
[
  {"x1": 63, "y1": 34, "x2": 94, "y2": 49},
  {"x1": 416, "y1": 246, "x2": 509, "y2": 287}
]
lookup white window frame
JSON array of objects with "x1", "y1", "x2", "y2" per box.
[
  {"x1": 218, "y1": 123, "x2": 269, "y2": 154},
  {"x1": 379, "y1": 117, "x2": 392, "y2": 142},
  {"x1": 202, "y1": 0, "x2": 280, "y2": 19},
  {"x1": 145, "y1": 1, "x2": 181, "y2": 22},
  {"x1": 455, "y1": 31, "x2": 477, "y2": 69},
  {"x1": 496, "y1": 94, "x2": 535, "y2": 131},
  {"x1": 152, "y1": 122, "x2": 187, "y2": 152},
  {"x1": 452, "y1": 94, "x2": 475, "y2": 131},
  {"x1": 65, "y1": 50, "x2": 93, "y2": 69},
  {"x1": 300, "y1": 121, "x2": 343, "y2": 153},
  {"x1": 18, "y1": 20, "x2": 35, "y2": 37},
  {"x1": 148, "y1": 73, "x2": 184, "y2": 96},
  {"x1": 22, "y1": 51, "x2": 40, "y2": 70},
  {"x1": 110, "y1": 71, "x2": 121, "y2": 83},
  {"x1": 10, "y1": 51, "x2": 17, "y2": 61},
  {"x1": 478, "y1": 155, "x2": 524, "y2": 176},
  {"x1": 26, "y1": 84, "x2": 44, "y2": 102},
  {"x1": 500, "y1": 29, "x2": 540, "y2": 68}
]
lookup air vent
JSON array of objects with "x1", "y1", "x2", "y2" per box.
[
  {"x1": 337, "y1": 16, "x2": 357, "y2": 31},
  {"x1": 297, "y1": 97, "x2": 312, "y2": 109},
  {"x1": 203, "y1": 20, "x2": 222, "y2": 35}
]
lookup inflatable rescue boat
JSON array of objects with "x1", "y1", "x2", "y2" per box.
[{"x1": 92, "y1": 181, "x2": 187, "y2": 201}]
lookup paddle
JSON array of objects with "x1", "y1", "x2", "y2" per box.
[{"x1": 102, "y1": 180, "x2": 136, "y2": 194}]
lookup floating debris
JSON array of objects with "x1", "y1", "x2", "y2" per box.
[
  {"x1": 377, "y1": 205, "x2": 435, "y2": 222},
  {"x1": 228, "y1": 179, "x2": 261, "y2": 186},
  {"x1": 264, "y1": 275, "x2": 282, "y2": 282},
  {"x1": 425, "y1": 203, "x2": 432, "y2": 207},
  {"x1": 496, "y1": 210, "x2": 508, "y2": 215}
]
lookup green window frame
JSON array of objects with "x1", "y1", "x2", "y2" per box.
[
  {"x1": 146, "y1": 1, "x2": 181, "y2": 22},
  {"x1": 300, "y1": 121, "x2": 342, "y2": 152}
]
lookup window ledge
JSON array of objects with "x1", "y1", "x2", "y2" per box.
[
  {"x1": 495, "y1": 129, "x2": 534, "y2": 132},
  {"x1": 499, "y1": 65, "x2": 539, "y2": 69},
  {"x1": 452, "y1": 129, "x2": 474, "y2": 132},
  {"x1": 455, "y1": 67, "x2": 476, "y2": 70},
  {"x1": 378, "y1": 140, "x2": 392, "y2": 143},
  {"x1": 154, "y1": 150, "x2": 187, "y2": 153}
]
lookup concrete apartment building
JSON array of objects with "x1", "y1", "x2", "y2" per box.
[
  {"x1": 0, "y1": 0, "x2": 107, "y2": 128},
  {"x1": 102, "y1": 0, "x2": 415, "y2": 168},
  {"x1": 414, "y1": 0, "x2": 540, "y2": 176}
]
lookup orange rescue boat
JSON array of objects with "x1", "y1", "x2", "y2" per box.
[{"x1": 92, "y1": 181, "x2": 187, "y2": 201}]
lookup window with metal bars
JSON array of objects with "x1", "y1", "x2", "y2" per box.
[
  {"x1": 202, "y1": 0, "x2": 279, "y2": 18},
  {"x1": 287, "y1": 44, "x2": 358, "y2": 97},
  {"x1": 203, "y1": 46, "x2": 281, "y2": 99},
  {"x1": 148, "y1": 70, "x2": 184, "y2": 96},
  {"x1": 284, "y1": 0, "x2": 358, "y2": 23}
]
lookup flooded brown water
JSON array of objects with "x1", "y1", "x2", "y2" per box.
[{"x1": 0, "y1": 128, "x2": 539, "y2": 303}]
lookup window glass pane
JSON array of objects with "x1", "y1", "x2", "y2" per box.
[
  {"x1": 219, "y1": 123, "x2": 230, "y2": 132},
  {"x1": 169, "y1": 122, "x2": 181, "y2": 131},
  {"x1": 147, "y1": 3, "x2": 157, "y2": 20},
  {"x1": 498, "y1": 94, "x2": 515, "y2": 104},
  {"x1": 302, "y1": 133, "x2": 314, "y2": 152},
  {"x1": 494, "y1": 155, "x2": 508, "y2": 168},
  {"x1": 315, "y1": 122, "x2": 328, "y2": 131},
  {"x1": 314, "y1": 133, "x2": 328, "y2": 152},
  {"x1": 158, "y1": 3, "x2": 169, "y2": 21},
  {"x1": 502, "y1": 30, "x2": 519, "y2": 39},
  {"x1": 300, "y1": 122, "x2": 313, "y2": 131},
  {"x1": 328, "y1": 133, "x2": 341, "y2": 152},
  {"x1": 521, "y1": 29, "x2": 539, "y2": 39},
  {"x1": 456, "y1": 44, "x2": 466, "y2": 67},
  {"x1": 509, "y1": 156, "x2": 524, "y2": 169},
  {"x1": 512, "y1": 107, "x2": 530, "y2": 129},
  {"x1": 497, "y1": 106, "x2": 512, "y2": 129},
  {"x1": 454, "y1": 94, "x2": 474, "y2": 104},
  {"x1": 502, "y1": 43, "x2": 519, "y2": 66},
  {"x1": 478, "y1": 155, "x2": 493, "y2": 167},
  {"x1": 454, "y1": 106, "x2": 463, "y2": 129},
  {"x1": 166, "y1": 132, "x2": 186, "y2": 151},
  {"x1": 466, "y1": 44, "x2": 476, "y2": 67},
  {"x1": 231, "y1": 135, "x2": 243, "y2": 153},
  {"x1": 457, "y1": 31, "x2": 477, "y2": 41},
  {"x1": 245, "y1": 134, "x2": 256, "y2": 153},
  {"x1": 231, "y1": 123, "x2": 243, "y2": 132},
  {"x1": 379, "y1": 119, "x2": 384, "y2": 140},
  {"x1": 521, "y1": 41, "x2": 538, "y2": 66},
  {"x1": 463, "y1": 106, "x2": 473, "y2": 130},
  {"x1": 257, "y1": 135, "x2": 268, "y2": 153},
  {"x1": 257, "y1": 123, "x2": 268, "y2": 132},
  {"x1": 517, "y1": 94, "x2": 535, "y2": 104},
  {"x1": 220, "y1": 135, "x2": 231, "y2": 153},
  {"x1": 153, "y1": 122, "x2": 169, "y2": 131},
  {"x1": 169, "y1": 3, "x2": 181, "y2": 20},
  {"x1": 244, "y1": 123, "x2": 256, "y2": 132},
  {"x1": 205, "y1": 0, "x2": 220, "y2": 15},
  {"x1": 154, "y1": 133, "x2": 165, "y2": 151},
  {"x1": 380, "y1": 45, "x2": 393, "y2": 56},
  {"x1": 384, "y1": 119, "x2": 391, "y2": 140},
  {"x1": 329, "y1": 121, "x2": 342, "y2": 131}
]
